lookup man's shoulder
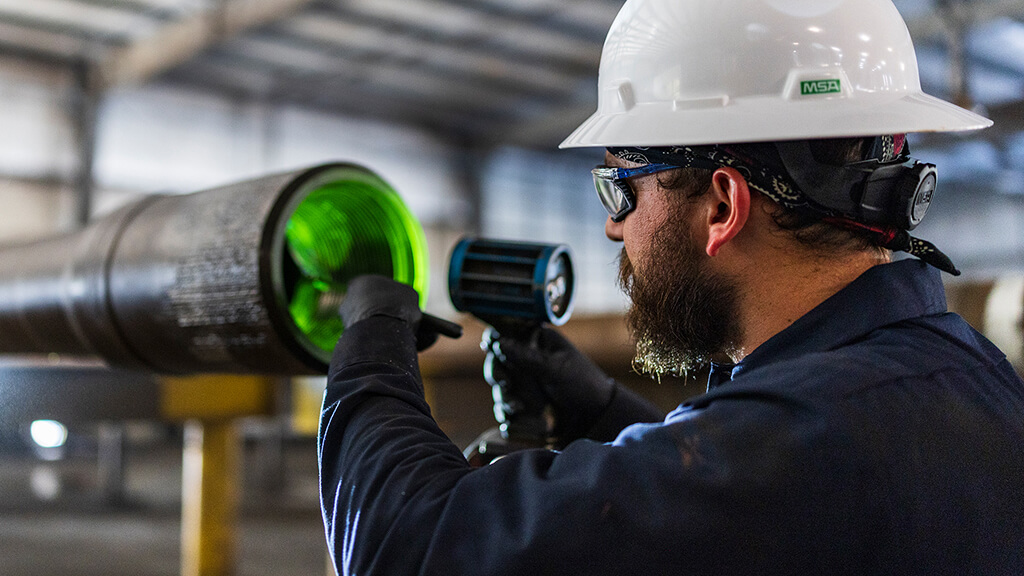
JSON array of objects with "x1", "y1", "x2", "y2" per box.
[
  {"x1": 657, "y1": 310, "x2": 1024, "y2": 474},
  {"x1": 737, "y1": 310, "x2": 1012, "y2": 396},
  {"x1": 662, "y1": 308, "x2": 1023, "y2": 440}
]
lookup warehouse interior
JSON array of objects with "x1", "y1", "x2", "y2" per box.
[{"x1": 1, "y1": 1, "x2": 1023, "y2": 574}]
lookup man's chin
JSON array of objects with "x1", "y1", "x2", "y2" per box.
[
  {"x1": 631, "y1": 334, "x2": 711, "y2": 379},
  {"x1": 617, "y1": 226, "x2": 743, "y2": 379}
]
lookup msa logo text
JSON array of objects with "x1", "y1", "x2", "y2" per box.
[{"x1": 800, "y1": 79, "x2": 842, "y2": 95}]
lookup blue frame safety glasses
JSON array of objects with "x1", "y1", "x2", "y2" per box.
[{"x1": 591, "y1": 163, "x2": 677, "y2": 222}]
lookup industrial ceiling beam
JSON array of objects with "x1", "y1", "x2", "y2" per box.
[
  {"x1": 322, "y1": 5, "x2": 599, "y2": 77},
  {"x1": 936, "y1": 0, "x2": 973, "y2": 108},
  {"x1": 339, "y1": 0, "x2": 603, "y2": 69},
  {"x1": 96, "y1": 0, "x2": 318, "y2": 89},
  {"x1": 70, "y1": 61, "x2": 99, "y2": 227},
  {"x1": 72, "y1": 0, "x2": 199, "y2": 20},
  {"x1": 430, "y1": 0, "x2": 615, "y2": 42},
  {"x1": 215, "y1": 35, "x2": 544, "y2": 117},
  {"x1": 274, "y1": 12, "x2": 586, "y2": 98},
  {"x1": 0, "y1": 19, "x2": 93, "y2": 61},
  {"x1": 160, "y1": 56, "x2": 512, "y2": 138}
]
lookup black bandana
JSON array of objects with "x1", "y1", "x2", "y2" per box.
[{"x1": 609, "y1": 137, "x2": 960, "y2": 276}]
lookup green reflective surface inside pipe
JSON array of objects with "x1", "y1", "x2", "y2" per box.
[{"x1": 284, "y1": 178, "x2": 428, "y2": 354}]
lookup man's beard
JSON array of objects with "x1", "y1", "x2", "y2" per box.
[{"x1": 617, "y1": 226, "x2": 743, "y2": 378}]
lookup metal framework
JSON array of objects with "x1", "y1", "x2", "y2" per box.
[{"x1": 0, "y1": 0, "x2": 1021, "y2": 149}]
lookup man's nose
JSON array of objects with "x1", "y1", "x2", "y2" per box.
[{"x1": 605, "y1": 216, "x2": 624, "y2": 241}]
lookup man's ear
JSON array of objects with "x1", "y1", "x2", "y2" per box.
[{"x1": 705, "y1": 167, "x2": 751, "y2": 257}]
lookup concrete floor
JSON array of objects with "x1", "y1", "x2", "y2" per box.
[
  {"x1": 0, "y1": 373, "x2": 505, "y2": 576},
  {"x1": 0, "y1": 510, "x2": 327, "y2": 576},
  {"x1": 0, "y1": 376, "x2": 498, "y2": 576},
  {"x1": 0, "y1": 436, "x2": 329, "y2": 576},
  {"x1": 0, "y1": 374, "x2": 699, "y2": 576}
]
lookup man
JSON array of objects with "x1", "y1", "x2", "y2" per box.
[{"x1": 319, "y1": 1, "x2": 1024, "y2": 574}]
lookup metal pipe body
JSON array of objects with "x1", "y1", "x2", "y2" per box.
[
  {"x1": 106, "y1": 170, "x2": 307, "y2": 374},
  {"x1": 0, "y1": 167, "x2": 320, "y2": 374},
  {"x1": 0, "y1": 200, "x2": 146, "y2": 361}
]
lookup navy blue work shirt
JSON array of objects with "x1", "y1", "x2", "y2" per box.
[{"x1": 319, "y1": 260, "x2": 1024, "y2": 575}]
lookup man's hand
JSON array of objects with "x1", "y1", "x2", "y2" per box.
[
  {"x1": 496, "y1": 327, "x2": 617, "y2": 441},
  {"x1": 339, "y1": 275, "x2": 440, "y2": 350},
  {"x1": 497, "y1": 326, "x2": 664, "y2": 442}
]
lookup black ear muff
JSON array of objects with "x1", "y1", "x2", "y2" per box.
[
  {"x1": 904, "y1": 163, "x2": 937, "y2": 230},
  {"x1": 858, "y1": 159, "x2": 937, "y2": 230},
  {"x1": 775, "y1": 141, "x2": 938, "y2": 230}
]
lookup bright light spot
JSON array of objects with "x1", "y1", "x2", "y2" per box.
[
  {"x1": 859, "y1": 33, "x2": 872, "y2": 42},
  {"x1": 30, "y1": 420, "x2": 68, "y2": 449},
  {"x1": 807, "y1": 26, "x2": 823, "y2": 33}
]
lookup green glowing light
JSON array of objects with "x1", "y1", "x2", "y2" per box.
[{"x1": 284, "y1": 174, "x2": 428, "y2": 354}]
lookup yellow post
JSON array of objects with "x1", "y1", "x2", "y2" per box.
[
  {"x1": 161, "y1": 375, "x2": 276, "y2": 576},
  {"x1": 181, "y1": 419, "x2": 239, "y2": 576}
]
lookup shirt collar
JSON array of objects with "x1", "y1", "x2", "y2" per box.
[
  {"x1": 707, "y1": 361, "x2": 738, "y2": 391},
  {"x1": 732, "y1": 259, "x2": 947, "y2": 380}
]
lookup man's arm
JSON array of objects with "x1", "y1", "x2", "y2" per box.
[
  {"x1": 318, "y1": 313, "x2": 770, "y2": 576},
  {"x1": 319, "y1": 315, "x2": 474, "y2": 575},
  {"x1": 320, "y1": 314, "x2": 652, "y2": 575},
  {"x1": 496, "y1": 326, "x2": 664, "y2": 442},
  {"x1": 317, "y1": 277, "x2": 809, "y2": 576}
]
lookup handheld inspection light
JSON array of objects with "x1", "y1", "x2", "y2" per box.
[
  {"x1": 447, "y1": 237, "x2": 578, "y2": 464},
  {"x1": 448, "y1": 237, "x2": 575, "y2": 327}
]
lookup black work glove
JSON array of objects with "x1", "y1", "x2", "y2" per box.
[
  {"x1": 339, "y1": 275, "x2": 439, "y2": 351},
  {"x1": 497, "y1": 326, "x2": 663, "y2": 443}
]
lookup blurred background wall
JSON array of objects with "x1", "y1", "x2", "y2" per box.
[{"x1": 2, "y1": 0, "x2": 1023, "y2": 308}]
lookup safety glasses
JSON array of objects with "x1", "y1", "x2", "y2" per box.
[{"x1": 591, "y1": 163, "x2": 677, "y2": 222}]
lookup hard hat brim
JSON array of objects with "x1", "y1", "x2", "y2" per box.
[{"x1": 559, "y1": 92, "x2": 993, "y2": 149}]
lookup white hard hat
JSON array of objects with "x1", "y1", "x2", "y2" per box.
[{"x1": 561, "y1": 0, "x2": 992, "y2": 149}]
